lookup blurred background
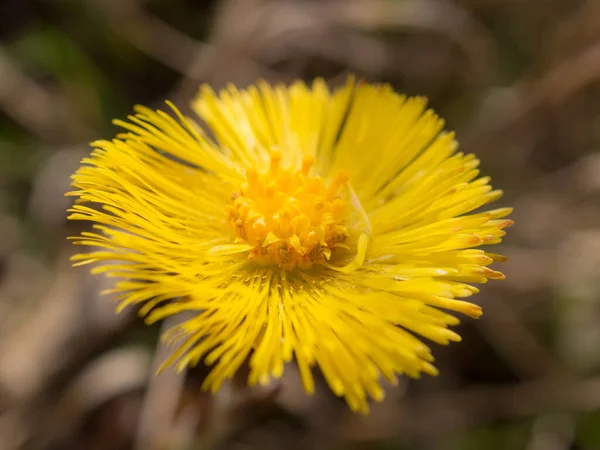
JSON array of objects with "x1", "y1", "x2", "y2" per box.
[{"x1": 2, "y1": 0, "x2": 600, "y2": 449}]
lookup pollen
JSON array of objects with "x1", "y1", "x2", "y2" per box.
[{"x1": 228, "y1": 152, "x2": 350, "y2": 270}]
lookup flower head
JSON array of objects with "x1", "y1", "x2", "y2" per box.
[{"x1": 67, "y1": 77, "x2": 511, "y2": 414}]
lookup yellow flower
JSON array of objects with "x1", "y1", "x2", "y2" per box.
[{"x1": 67, "y1": 77, "x2": 511, "y2": 414}]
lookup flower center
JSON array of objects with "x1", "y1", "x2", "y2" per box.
[{"x1": 229, "y1": 153, "x2": 351, "y2": 270}]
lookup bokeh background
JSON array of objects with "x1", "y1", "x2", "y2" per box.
[{"x1": 2, "y1": 0, "x2": 600, "y2": 449}]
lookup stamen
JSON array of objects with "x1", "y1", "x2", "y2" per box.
[
  {"x1": 269, "y1": 151, "x2": 281, "y2": 172},
  {"x1": 227, "y1": 153, "x2": 358, "y2": 270},
  {"x1": 326, "y1": 171, "x2": 349, "y2": 199},
  {"x1": 301, "y1": 156, "x2": 314, "y2": 175}
]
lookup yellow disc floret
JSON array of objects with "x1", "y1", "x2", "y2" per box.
[{"x1": 229, "y1": 152, "x2": 351, "y2": 270}]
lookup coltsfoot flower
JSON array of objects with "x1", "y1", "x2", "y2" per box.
[{"x1": 67, "y1": 77, "x2": 512, "y2": 414}]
